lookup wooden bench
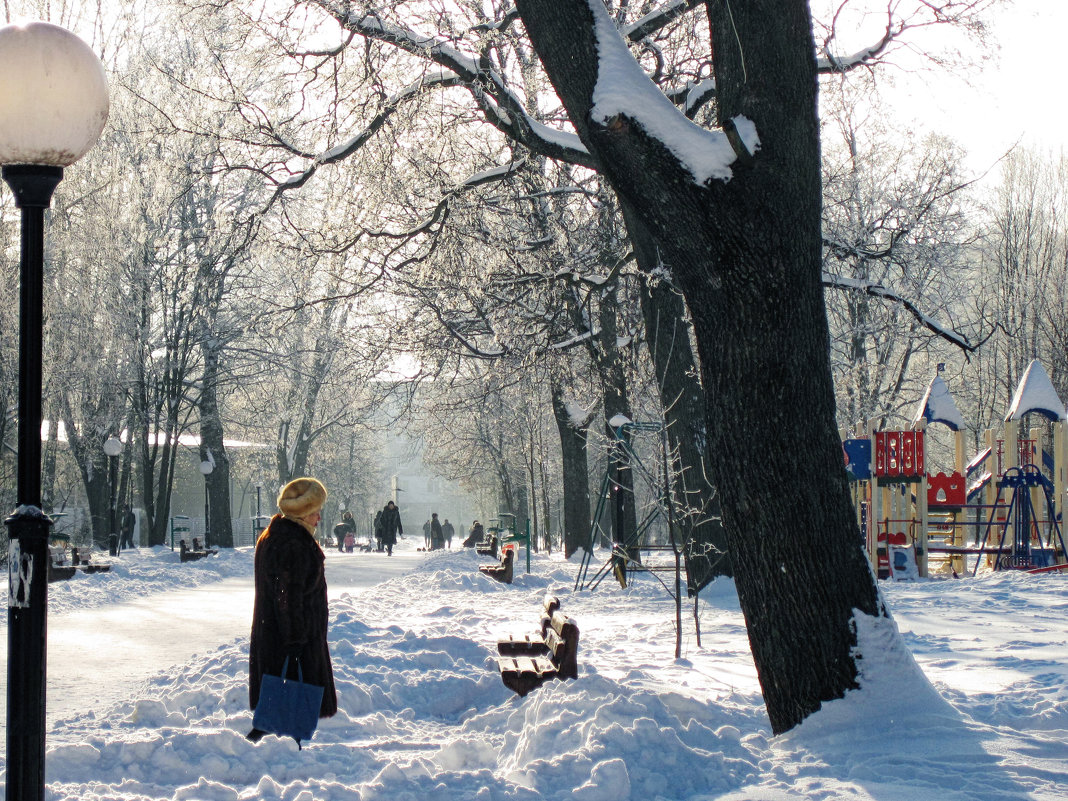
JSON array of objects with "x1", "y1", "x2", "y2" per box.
[
  {"x1": 496, "y1": 595, "x2": 579, "y2": 696},
  {"x1": 48, "y1": 544, "x2": 110, "y2": 582},
  {"x1": 179, "y1": 537, "x2": 218, "y2": 562},
  {"x1": 475, "y1": 533, "x2": 499, "y2": 558},
  {"x1": 479, "y1": 547, "x2": 515, "y2": 584},
  {"x1": 48, "y1": 545, "x2": 77, "y2": 582},
  {"x1": 71, "y1": 546, "x2": 111, "y2": 573}
]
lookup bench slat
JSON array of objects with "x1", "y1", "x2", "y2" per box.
[
  {"x1": 497, "y1": 634, "x2": 549, "y2": 656},
  {"x1": 496, "y1": 655, "x2": 559, "y2": 696}
]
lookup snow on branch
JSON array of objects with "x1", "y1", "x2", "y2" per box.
[
  {"x1": 324, "y1": 3, "x2": 594, "y2": 168},
  {"x1": 822, "y1": 272, "x2": 976, "y2": 353},
  {"x1": 817, "y1": 28, "x2": 895, "y2": 73},
  {"x1": 621, "y1": 0, "x2": 703, "y2": 42},
  {"x1": 587, "y1": 0, "x2": 758, "y2": 185}
]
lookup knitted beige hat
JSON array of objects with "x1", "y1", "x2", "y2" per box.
[{"x1": 277, "y1": 477, "x2": 327, "y2": 519}]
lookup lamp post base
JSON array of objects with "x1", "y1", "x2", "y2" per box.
[{"x1": 6, "y1": 505, "x2": 53, "y2": 801}]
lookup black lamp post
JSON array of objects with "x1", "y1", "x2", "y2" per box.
[
  {"x1": 104, "y1": 436, "x2": 122, "y2": 555},
  {"x1": 200, "y1": 459, "x2": 213, "y2": 548},
  {"x1": 255, "y1": 483, "x2": 264, "y2": 536},
  {"x1": 0, "y1": 20, "x2": 109, "y2": 801}
]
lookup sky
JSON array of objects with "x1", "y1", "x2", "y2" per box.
[
  {"x1": 8, "y1": 0, "x2": 1058, "y2": 184},
  {"x1": 2, "y1": 538, "x2": 1065, "y2": 800},
  {"x1": 857, "y1": 0, "x2": 1068, "y2": 174}
]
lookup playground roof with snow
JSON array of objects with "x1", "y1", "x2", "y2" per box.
[
  {"x1": 914, "y1": 360, "x2": 1066, "y2": 430},
  {"x1": 1005, "y1": 360, "x2": 1066, "y2": 422},
  {"x1": 913, "y1": 375, "x2": 966, "y2": 431}
]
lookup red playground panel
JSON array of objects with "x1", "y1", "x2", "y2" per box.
[
  {"x1": 874, "y1": 431, "x2": 925, "y2": 479},
  {"x1": 927, "y1": 472, "x2": 966, "y2": 508}
]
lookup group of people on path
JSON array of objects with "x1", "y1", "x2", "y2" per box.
[
  {"x1": 332, "y1": 503, "x2": 468, "y2": 554},
  {"x1": 421, "y1": 513, "x2": 456, "y2": 550},
  {"x1": 331, "y1": 500, "x2": 404, "y2": 555}
]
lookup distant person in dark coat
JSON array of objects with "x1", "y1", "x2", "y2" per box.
[
  {"x1": 334, "y1": 511, "x2": 356, "y2": 553},
  {"x1": 430, "y1": 513, "x2": 444, "y2": 550},
  {"x1": 442, "y1": 519, "x2": 455, "y2": 549},
  {"x1": 247, "y1": 477, "x2": 337, "y2": 742},
  {"x1": 423, "y1": 518, "x2": 432, "y2": 549},
  {"x1": 380, "y1": 500, "x2": 403, "y2": 556},
  {"x1": 120, "y1": 504, "x2": 136, "y2": 549},
  {"x1": 462, "y1": 520, "x2": 484, "y2": 548},
  {"x1": 373, "y1": 509, "x2": 384, "y2": 552}
]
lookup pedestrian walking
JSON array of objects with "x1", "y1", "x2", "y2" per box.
[
  {"x1": 422, "y1": 518, "x2": 431, "y2": 549},
  {"x1": 373, "y1": 509, "x2": 384, "y2": 552},
  {"x1": 442, "y1": 518, "x2": 455, "y2": 549},
  {"x1": 430, "y1": 512, "x2": 444, "y2": 550},
  {"x1": 248, "y1": 477, "x2": 337, "y2": 742},
  {"x1": 334, "y1": 511, "x2": 356, "y2": 554},
  {"x1": 380, "y1": 500, "x2": 403, "y2": 556},
  {"x1": 120, "y1": 504, "x2": 136, "y2": 550}
]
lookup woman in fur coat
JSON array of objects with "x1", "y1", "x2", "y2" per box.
[{"x1": 248, "y1": 477, "x2": 338, "y2": 741}]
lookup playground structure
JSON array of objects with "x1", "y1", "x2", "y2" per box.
[{"x1": 842, "y1": 360, "x2": 1068, "y2": 579}]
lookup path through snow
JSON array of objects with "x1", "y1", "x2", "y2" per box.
[{"x1": 0, "y1": 543, "x2": 426, "y2": 750}]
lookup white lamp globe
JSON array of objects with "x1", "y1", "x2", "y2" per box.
[
  {"x1": 103, "y1": 436, "x2": 122, "y2": 457},
  {"x1": 0, "y1": 21, "x2": 109, "y2": 167}
]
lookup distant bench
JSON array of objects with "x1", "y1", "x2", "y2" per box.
[
  {"x1": 495, "y1": 594, "x2": 579, "y2": 696},
  {"x1": 48, "y1": 545, "x2": 111, "y2": 582},
  {"x1": 475, "y1": 533, "x2": 499, "y2": 558},
  {"x1": 479, "y1": 547, "x2": 515, "y2": 584},
  {"x1": 179, "y1": 537, "x2": 218, "y2": 562}
]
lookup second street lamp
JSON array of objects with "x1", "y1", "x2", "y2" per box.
[
  {"x1": 200, "y1": 459, "x2": 214, "y2": 549},
  {"x1": 104, "y1": 437, "x2": 122, "y2": 555},
  {"x1": 0, "y1": 20, "x2": 109, "y2": 801}
]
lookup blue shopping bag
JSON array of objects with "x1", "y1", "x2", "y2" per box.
[{"x1": 252, "y1": 656, "x2": 324, "y2": 748}]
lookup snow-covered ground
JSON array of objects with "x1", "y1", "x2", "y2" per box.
[{"x1": 2, "y1": 535, "x2": 1066, "y2": 800}]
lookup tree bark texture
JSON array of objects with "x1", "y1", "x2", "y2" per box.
[
  {"x1": 200, "y1": 341, "x2": 234, "y2": 548},
  {"x1": 551, "y1": 382, "x2": 592, "y2": 558},
  {"x1": 516, "y1": 0, "x2": 885, "y2": 733},
  {"x1": 595, "y1": 282, "x2": 640, "y2": 565}
]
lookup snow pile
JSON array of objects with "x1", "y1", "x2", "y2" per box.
[
  {"x1": 46, "y1": 546, "x2": 253, "y2": 615},
  {"x1": 5, "y1": 543, "x2": 1066, "y2": 800}
]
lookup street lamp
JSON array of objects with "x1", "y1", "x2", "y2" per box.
[
  {"x1": 0, "y1": 20, "x2": 109, "y2": 801},
  {"x1": 254, "y1": 482, "x2": 262, "y2": 540},
  {"x1": 200, "y1": 459, "x2": 214, "y2": 548},
  {"x1": 103, "y1": 436, "x2": 122, "y2": 556}
]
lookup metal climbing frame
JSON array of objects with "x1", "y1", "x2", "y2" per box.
[
  {"x1": 972, "y1": 464, "x2": 1068, "y2": 575},
  {"x1": 574, "y1": 420, "x2": 681, "y2": 592}
]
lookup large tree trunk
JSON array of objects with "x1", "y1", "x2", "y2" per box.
[
  {"x1": 199, "y1": 339, "x2": 233, "y2": 548},
  {"x1": 596, "y1": 281, "x2": 640, "y2": 567},
  {"x1": 516, "y1": 0, "x2": 885, "y2": 734},
  {"x1": 551, "y1": 382, "x2": 591, "y2": 558}
]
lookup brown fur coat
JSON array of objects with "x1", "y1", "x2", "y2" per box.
[{"x1": 249, "y1": 514, "x2": 337, "y2": 717}]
